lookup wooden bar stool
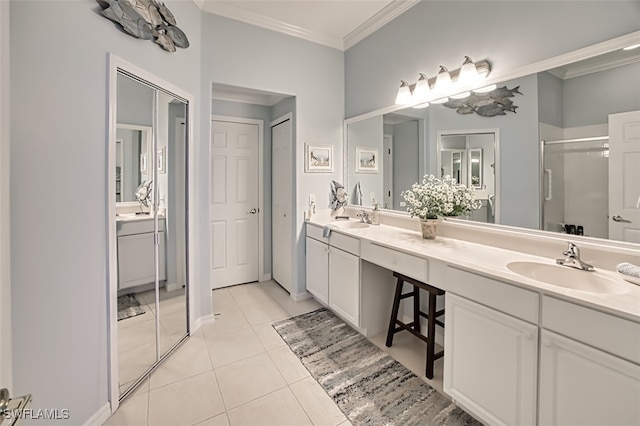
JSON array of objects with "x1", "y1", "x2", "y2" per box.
[{"x1": 385, "y1": 272, "x2": 445, "y2": 379}]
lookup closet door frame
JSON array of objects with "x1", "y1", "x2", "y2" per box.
[{"x1": 107, "y1": 53, "x2": 195, "y2": 413}]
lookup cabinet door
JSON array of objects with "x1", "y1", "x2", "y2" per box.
[
  {"x1": 539, "y1": 330, "x2": 640, "y2": 426},
  {"x1": 305, "y1": 237, "x2": 328, "y2": 304},
  {"x1": 328, "y1": 247, "x2": 360, "y2": 327},
  {"x1": 444, "y1": 293, "x2": 537, "y2": 426}
]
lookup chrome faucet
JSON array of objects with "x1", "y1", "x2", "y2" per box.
[
  {"x1": 556, "y1": 242, "x2": 594, "y2": 271},
  {"x1": 357, "y1": 210, "x2": 372, "y2": 224}
]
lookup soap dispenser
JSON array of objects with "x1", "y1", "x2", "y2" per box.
[{"x1": 371, "y1": 203, "x2": 380, "y2": 225}]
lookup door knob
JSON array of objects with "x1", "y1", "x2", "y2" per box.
[
  {"x1": 612, "y1": 215, "x2": 631, "y2": 223},
  {"x1": 247, "y1": 208, "x2": 258, "y2": 214}
]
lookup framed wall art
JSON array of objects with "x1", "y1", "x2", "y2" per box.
[
  {"x1": 356, "y1": 147, "x2": 378, "y2": 173},
  {"x1": 305, "y1": 144, "x2": 333, "y2": 173}
]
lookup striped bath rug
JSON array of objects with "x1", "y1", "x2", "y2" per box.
[{"x1": 272, "y1": 308, "x2": 480, "y2": 426}]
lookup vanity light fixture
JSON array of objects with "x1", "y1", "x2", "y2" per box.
[
  {"x1": 434, "y1": 66, "x2": 454, "y2": 95},
  {"x1": 412, "y1": 102, "x2": 430, "y2": 109},
  {"x1": 412, "y1": 73, "x2": 432, "y2": 102},
  {"x1": 394, "y1": 57, "x2": 491, "y2": 106},
  {"x1": 623, "y1": 43, "x2": 640, "y2": 51},
  {"x1": 458, "y1": 56, "x2": 481, "y2": 86},
  {"x1": 395, "y1": 80, "x2": 413, "y2": 105}
]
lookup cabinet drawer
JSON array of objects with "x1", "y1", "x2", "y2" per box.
[
  {"x1": 361, "y1": 241, "x2": 428, "y2": 282},
  {"x1": 543, "y1": 296, "x2": 640, "y2": 364},
  {"x1": 306, "y1": 223, "x2": 328, "y2": 243},
  {"x1": 330, "y1": 232, "x2": 360, "y2": 256},
  {"x1": 446, "y1": 266, "x2": 539, "y2": 324}
]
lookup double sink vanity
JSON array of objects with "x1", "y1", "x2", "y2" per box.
[{"x1": 305, "y1": 210, "x2": 640, "y2": 426}]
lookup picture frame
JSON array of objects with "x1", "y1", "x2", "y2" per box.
[
  {"x1": 356, "y1": 147, "x2": 379, "y2": 173},
  {"x1": 157, "y1": 146, "x2": 166, "y2": 174},
  {"x1": 305, "y1": 144, "x2": 333, "y2": 173}
]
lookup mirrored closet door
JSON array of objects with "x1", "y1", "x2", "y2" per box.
[{"x1": 113, "y1": 69, "x2": 189, "y2": 401}]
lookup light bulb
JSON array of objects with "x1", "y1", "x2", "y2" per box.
[
  {"x1": 433, "y1": 66, "x2": 453, "y2": 95},
  {"x1": 395, "y1": 80, "x2": 413, "y2": 105},
  {"x1": 458, "y1": 56, "x2": 480, "y2": 86},
  {"x1": 412, "y1": 73, "x2": 431, "y2": 102}
]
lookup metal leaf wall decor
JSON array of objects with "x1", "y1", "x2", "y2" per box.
[
  {"x1": 97, "y1": 0, "x2": 189, "y2": 52},
  {"x1": 443, "y1": 86, "x2": 523, "y2": 117}
]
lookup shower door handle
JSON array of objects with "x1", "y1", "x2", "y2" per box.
[
  {"x1": 544, "y1": 169, "x2": 552, "y2": 201},
  {"x1": 612, "y1": 215, "x2": 631, "y2": 223}
]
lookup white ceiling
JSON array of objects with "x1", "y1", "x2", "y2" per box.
[{"x1": 194, "y1": 0, "x2": 420, "y2": 50}]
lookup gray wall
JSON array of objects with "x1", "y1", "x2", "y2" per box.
[
  {"x1": 563, "y1": 61, "x2": 640, "y2": 127},
  {"x1": 201, "y1": 13, "x2": 344, "y2": 297},
  {"x1": 116, "y1": 74, "x2": 154, "y2": 126},
  {"x1": 347, "y1": 116, "x2": 383, "y2": 205},
  {"x1": 345, "y1": 1, "x2": 640, "y2": 117},
  {"x1": 392, "y1": 120, "x2": 419, "y2": 210},
  {"x1": 10, "y1": 1, "x2": 202, "y2": 423},
  {"x1": 538, "y1": 72, "x2": 564, "y2": 128}
]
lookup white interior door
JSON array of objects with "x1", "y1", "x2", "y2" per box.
[
  {"x1": 609, "y1": 110, "x2": 640, "y2": 243},
  {"x1": 271, "y1": 117, "x2": 292, "y2": 293},
  {"x1": 211, "y1": 120, "x2": 259, "y2": 289}
]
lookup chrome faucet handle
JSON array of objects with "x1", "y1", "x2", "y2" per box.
[{"x1": 563, "y1": 242, "x2": 579, "y2": 257}]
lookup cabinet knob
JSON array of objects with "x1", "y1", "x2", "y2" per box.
[
  {"x1": 542, "y1": 339, "x2": 552, "y2": 347},
  {"x1": 523, "y1": 332, "x2": 533, "y2": 340}
]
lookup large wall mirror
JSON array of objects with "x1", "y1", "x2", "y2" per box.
[
  {"x1": 344, "y1": 30, "x2": 640, "y2": 246},
  {"x1": 110, "y1": 60, "x2": 190, "y2": 404}
]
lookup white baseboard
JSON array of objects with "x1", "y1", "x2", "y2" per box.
[
  {"x1": 166, "y1": 282, "x2": 182, "y2": 292},
  {"x1": 192, "y1": 313, "x2": 216, "y2": 333},
  {"x1": 260, "y1": 273, "x2": 272, "y2": 282},
  {"x1": 82, "y1": 403, "x2": 111, "y2": 426},
  {"x1": 290, "y1": 290, "x2": 312, "y2": 302}
]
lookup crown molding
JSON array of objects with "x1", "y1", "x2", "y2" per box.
[
  {"x1": 198, "y1": 1, "x2": 344, "y2": 50},
  {"x1": 344, "y1": 0, "x2": 420, "y2": 50},
  {"x1": 194, "y1": 0, "x2": 419, "y2": 51}
]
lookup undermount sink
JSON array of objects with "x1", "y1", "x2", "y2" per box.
[
  {"x1": 507, "y1": 261, "x2": 628, "y2": 294},
  {"x1": 332, "y1": 221, "x2": 370, "y2": 229}
]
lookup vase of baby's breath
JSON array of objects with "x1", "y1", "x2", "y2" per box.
[{"x1": 401, "y1": 175, "x2": 481, "y2": 239}]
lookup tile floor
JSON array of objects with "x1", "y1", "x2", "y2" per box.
[{"x1": 105, "y1": 280, "x2": 445, "y2": 426}]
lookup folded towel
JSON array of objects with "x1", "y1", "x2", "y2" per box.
[
  {"x1": 354, "y1": 181, "x2": 363, "y2": 206},
  {"x1": 322, "y1": 226, "x2": 332, "y2": 238},
  {"x1": 617, "y1": 262, "x2": 640, "y2": 278}
]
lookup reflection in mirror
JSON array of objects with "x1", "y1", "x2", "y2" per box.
[
  {"x1": 114, "y1": 70, "x2": 189, "y2": 401},
  {"x1": 438, "y1": 131, "x2": 497, "y2": 224},
  {"x1": 344, "y1": 33, "x2": 640, "y2": 245},
  {"x1": 115, "y1": 124, "x2": 152, "y2": 203}
]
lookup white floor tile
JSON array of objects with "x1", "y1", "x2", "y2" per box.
[
  {"x1": 268, "y1": 346, "x2": 310, "y2": 384},
  {"x1": 148, "y1": 371, "x2": 225, "y2": 426},
  {"x1": 252, "y1": 323, "x2": 286, "y2": 350},
  {"x1": 227, "y1": 387, "x2": 312, "y2": 426},
  {"x1": 194, "y1": 412, "x2": 230, "y2": 426},
  {"x1": 119, "y1": 342, "x2": 156, "y2": 386},
  {"x1": 206, "y1": 327, "x2": 265, "y2": 368},
  {"x1": 201, "y1": 308, "x2": 251, "y2": 339},
  {"x1": 211, "y1": 288, "x2": 241, "y2": 314},
  {"x1": 215, "y1": 352, "x2": 287, "y2": 410},
  {"x1": 119, "y1": 319, "x2": 157, "y2": 353},
  {"x1": 150, "y1": 337, "x2": 213, "y2": 390},
  {"x1": 290, "y1": 377, "x2": 347, "y2": 426},
  {"x1": 239, "y1": 299, "x2": 289, "y2": 326},
  {"x1": 228, "y1": 283, "x2": 273, "y2": 306},
  {"x1": 104, "y1": 392, "x2": 149, "y2": 426}
]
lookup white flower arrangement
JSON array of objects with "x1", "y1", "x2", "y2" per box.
[{"x1": 400, "y1": 175, "x2": 481, "y2": 220}]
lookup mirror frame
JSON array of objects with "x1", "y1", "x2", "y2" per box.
[
  {"x1": 342, "y1": 30, "x2": 640, "y2": 248},
  {"x1": 107, "y1": 53, "x2": 196, "y2": 412}
]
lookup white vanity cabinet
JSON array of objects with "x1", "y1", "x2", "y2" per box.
[
  {"x1": 305, "y1": 224, "x2": 360, "y2": 327},
  {"x1": 444, "y1": 267, "x2": 539, "y2": 426},
  {"x1": 305, "y1": 236, "x2": 329, "y2": 304},
  {"x1": 117, "y1": 217, "x2": 166, "y2": 290},
  {"x1": 539, "y1": 296, "x2": 640, "y2": 426}
]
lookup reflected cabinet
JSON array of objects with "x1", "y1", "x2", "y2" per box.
[{"x1": 112, "y1": 68, "x2": 189, "y2": 401}]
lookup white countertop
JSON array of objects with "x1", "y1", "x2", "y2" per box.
[{"x1": 307, "y1": 217, "x2": 640, "y2": 323}]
